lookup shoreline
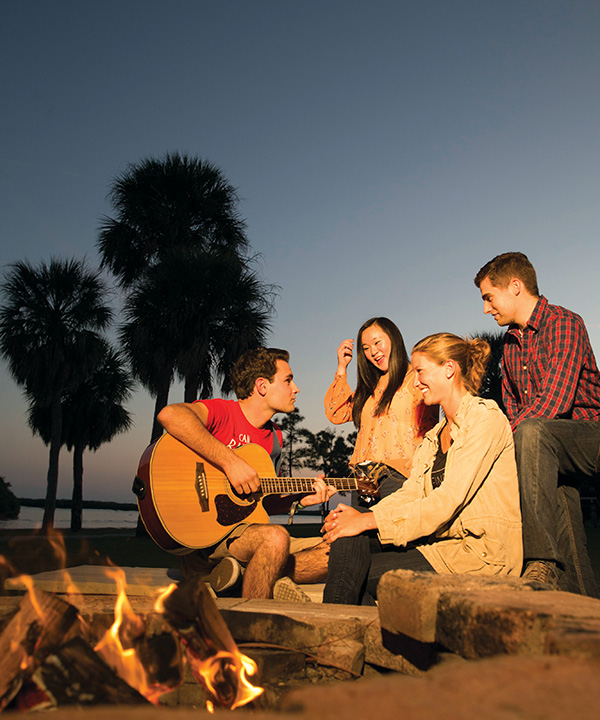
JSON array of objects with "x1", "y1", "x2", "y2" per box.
[{"x1": 0, "y1": 522, "x2": 324, "y2": 540}]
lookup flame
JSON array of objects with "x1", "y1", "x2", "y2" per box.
[
  {"x1": 3, "y1": 533, "x2": 261, "y2": 711},
  {"x1": 187, "y1": 648, "x2": 263, "y2": 710},
  {"x1": 94, "y1": 567, "x2": 166, "y2": 704},
  {"x1": 153, "y1": 582, "x2": 178, "y2": 612},
  {"x1": 155, "y1": 581, "x2": 262, "y2": 710}
]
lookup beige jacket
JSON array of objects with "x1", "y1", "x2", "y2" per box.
[{"x1": 372, "y1": 394, "x2": 523, "y2": 576}]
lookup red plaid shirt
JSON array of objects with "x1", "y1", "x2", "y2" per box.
[{"x1": 502, "y1": 296, "x2": 600, "y2": 430}]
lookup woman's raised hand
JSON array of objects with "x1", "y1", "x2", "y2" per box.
[{"x1": 336, "y1": 339, "x2": 354, "y2": 375}]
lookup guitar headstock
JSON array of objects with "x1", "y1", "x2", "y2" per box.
[{"x1": 352, "y1": 461, "x2": 385, "y2": 503}]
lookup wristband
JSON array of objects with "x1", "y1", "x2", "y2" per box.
[{"x1": 287, "y1": 499, "x2": 304, "y2": 525}]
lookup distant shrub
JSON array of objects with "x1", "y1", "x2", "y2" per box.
[{"x1": 0, "y1": 476, "x2": 20, "y2": 519}]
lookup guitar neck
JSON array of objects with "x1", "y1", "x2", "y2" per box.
[{"x1": 259, "y1": 476, "x2": 358, "y2": 495}]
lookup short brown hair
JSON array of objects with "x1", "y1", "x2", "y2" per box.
[
  {"x1": 474, "y1": 252, "x2": 539, "y2": 296},
  {"x1": 230, "y1": 347, "x2": 290, "y2": 399}
]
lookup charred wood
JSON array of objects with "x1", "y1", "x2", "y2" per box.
[
  {"x1": 25, "y1": 637, "x2": 149, "y2": 708},
  {"x1": 160, "y1": 577, "x2": 246, "y2": 708},
  {"x1": 0, "y1": 589, "x2": 79, "y2": 710}
]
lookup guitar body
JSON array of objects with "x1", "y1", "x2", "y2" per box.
[{"x1": 135, "y1": 434, "x2": 276, "y2": 554}]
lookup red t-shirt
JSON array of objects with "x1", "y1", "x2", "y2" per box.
[{"x1": 197, "y1": 398, "x2": 283, "y2": 471}]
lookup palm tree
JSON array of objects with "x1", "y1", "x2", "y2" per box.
[
  {"x1": 29, "y1": 344, "x2": 133, "y2": 531},
  {"x1": 97, "y1": 153, "x2": 248, "y2": 288},
  {"x1": 0, "y1": 259, "x2": 113, "y2": 529},
  {"x1": 120, "y1": 248, "x2": 275, "y2": 440},
  {"x1": 98, "y1": 153, "x2": 276, "y2": 439},
  {"x1": 475, "y1": 329, "x2": 505, "y2": 411},
  {"x1": 118, "y1": 271, "x2": 180, "y2": 443},
  {"x1": 171, "y1": 250, "x2": 275, "y2": 401}
]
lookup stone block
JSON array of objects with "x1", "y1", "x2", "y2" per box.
[
  {"x1": 317, "y1": 638, "x2": 365, "y2": 676},
  {"x1": 377, "y1": 569, "x2": 536, "y2": 643},
  {"x1": 279, "y1": 654, "x2": 600, "y2": 720},
  {"x1": 363, "y1": 619, "x2": 427, "y2": 675},
  {"x1": 436, "y1": 589, "x2": 600, "y2": 658},
  {"x1": 220, "y1": 600, "x2": 377, "y2": 673},
  {"x1": 544, "y1": 618, "x2": 600, "y2": 659},
  {"x1": 243, "y1": 647, "x2": 307, "y2": 681}
]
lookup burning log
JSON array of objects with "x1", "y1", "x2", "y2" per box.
[
  {"x1": 0, "y1": 578, "x2": 184, "y2": 711},
  {"x1": 0, "y1": 587, "x2": 79, "y2": 710},
  {"x1": 132, "y1": 631, "x2": 184, "y2": 691},
  {"x1": 16, "y1": 637, "x2": 149, "y2": 710},
  {"x1": 92, "y1": 568, "x2": 184, "y2": 704},
  {"x1": 159, "y1": 577, "x2": 263, "y2": 710}
]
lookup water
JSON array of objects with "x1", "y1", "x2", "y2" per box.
[
  {"x1": 0, "y1": 506, "x2": 139, "y2": 530},
  {"x1": 0, "y1": 506, "x2": 322, "y2": 531}
]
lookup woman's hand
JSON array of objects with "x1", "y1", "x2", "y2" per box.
[
  {"x1": 336, "y1": 339, "x2": 354, "y2": 375},
  {"x1": 321, "y1": 503, "x2": 377, "y2": 543},
  {"x1": 300, "y1": 475, "x2": 338, "y2": 507}
]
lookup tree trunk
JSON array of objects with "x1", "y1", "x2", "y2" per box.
[
  {"x1": 184, "y1": 378, "x2": 199, "y2": 404},
  {"x1": 70, "y1": 444, "x2": 84, "y2": 532},
  {"x1": 42, "y1": 399, "x2": 62, "y2": 531},
  {"x1": 150, "y1": 382, "x2": 170, "y2": 444}
]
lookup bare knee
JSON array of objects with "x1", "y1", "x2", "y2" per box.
[
  {"x1": 244, "y1": 523, "x2": 290, "y2": 556},
  {"x1": 258, "y1": 524, "x2": 290, "y2": 554}
]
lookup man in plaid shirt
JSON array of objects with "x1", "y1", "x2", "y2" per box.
[{"x1": 475, "y1": 252, "x2": 600, "y2": 596}]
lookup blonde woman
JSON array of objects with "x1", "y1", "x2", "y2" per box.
[{"x1": 323, "y1": 333, "x2": 522, "y2": 605}]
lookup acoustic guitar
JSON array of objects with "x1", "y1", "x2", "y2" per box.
[{"x1": 133, "y1": 433, "x2": 380, "y2": 554}]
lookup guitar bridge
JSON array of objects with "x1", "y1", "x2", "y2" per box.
[{"x1": 195, "y1": 463, "x2": 209, "y2": 512}]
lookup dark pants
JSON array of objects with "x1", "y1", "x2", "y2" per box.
[
  {"x1": 514, "y1": 418, "x2": 600, "y2": 597},
  {"x1": 323, "y1": 470, "x2": 434, "y2": 605}
]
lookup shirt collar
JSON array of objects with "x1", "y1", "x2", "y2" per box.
[
  {"x1": 507, "y1": 295, "x2": 547, "y2": 337},
  {"x1": 524, "y1": 295, "x2": 547, "y2": 332},
  {"x1": 449, "y1": 392, "x2": 475, "y2": 437}
]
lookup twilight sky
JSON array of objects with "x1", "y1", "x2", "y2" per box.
[{"x1": 1, "y1": 0, "x2": 599, "y2": 503}]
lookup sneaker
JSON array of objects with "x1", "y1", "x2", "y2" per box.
[
  {"x1": 273, "y1": 576, "x2": 312, "y2": 603},
  {"x1": 522, "y1": 560, "x2": 560, "y2": 588},
  {"x1": 208, "y1": 557, "x2": 243, "y2": 594}
]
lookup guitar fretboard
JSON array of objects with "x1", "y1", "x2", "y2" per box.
[{"x1": 259, "y1": 477, "x2": 358, "y2": 495}]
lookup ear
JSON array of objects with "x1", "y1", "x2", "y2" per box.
[
  {"x1": 445, "y1": 360, "x2": 457, "y2": 380},
  {"x1": 509, "y1": 277, "x2": 522, "y2": 296},
  {"x1": 255, "y1": 376, "x2": 269, "y2": 397}
]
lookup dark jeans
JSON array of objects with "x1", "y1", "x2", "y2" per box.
[
  {"x1": 514, "y1": 418, "x2": 600, "y2": 597},
  {"x1": 324, "y1": 470, "x2": 434, "y2": 605}
]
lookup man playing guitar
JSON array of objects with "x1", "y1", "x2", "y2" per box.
[{"x1": 156, "y1": 347, "x2": 336, "y2": 599}]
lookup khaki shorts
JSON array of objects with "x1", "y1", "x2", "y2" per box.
[{"x1": 208, "y1": 523, "x2": 323, "y2": 563}]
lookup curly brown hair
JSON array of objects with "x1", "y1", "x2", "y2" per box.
[{"x1": 231, "y1": 347, "x2": 290, "y2": 399}]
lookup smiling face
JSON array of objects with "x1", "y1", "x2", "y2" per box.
[
  {"x1": 411, "y1": 351, "x2": 450, "y2": 406},
  {"x1": 263, "y1": 359, "x2": 299, "y2": 413},
  {"x1": 361, "y1": 324, "x2": 391, "y2": 373},
  {"x1": 479, "y1": 276, "x2": 519, "y2": 327}
]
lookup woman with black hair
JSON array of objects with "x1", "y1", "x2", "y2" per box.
[{"x1": 324, "y1": 317, "x2": 438, "y2": 490}]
